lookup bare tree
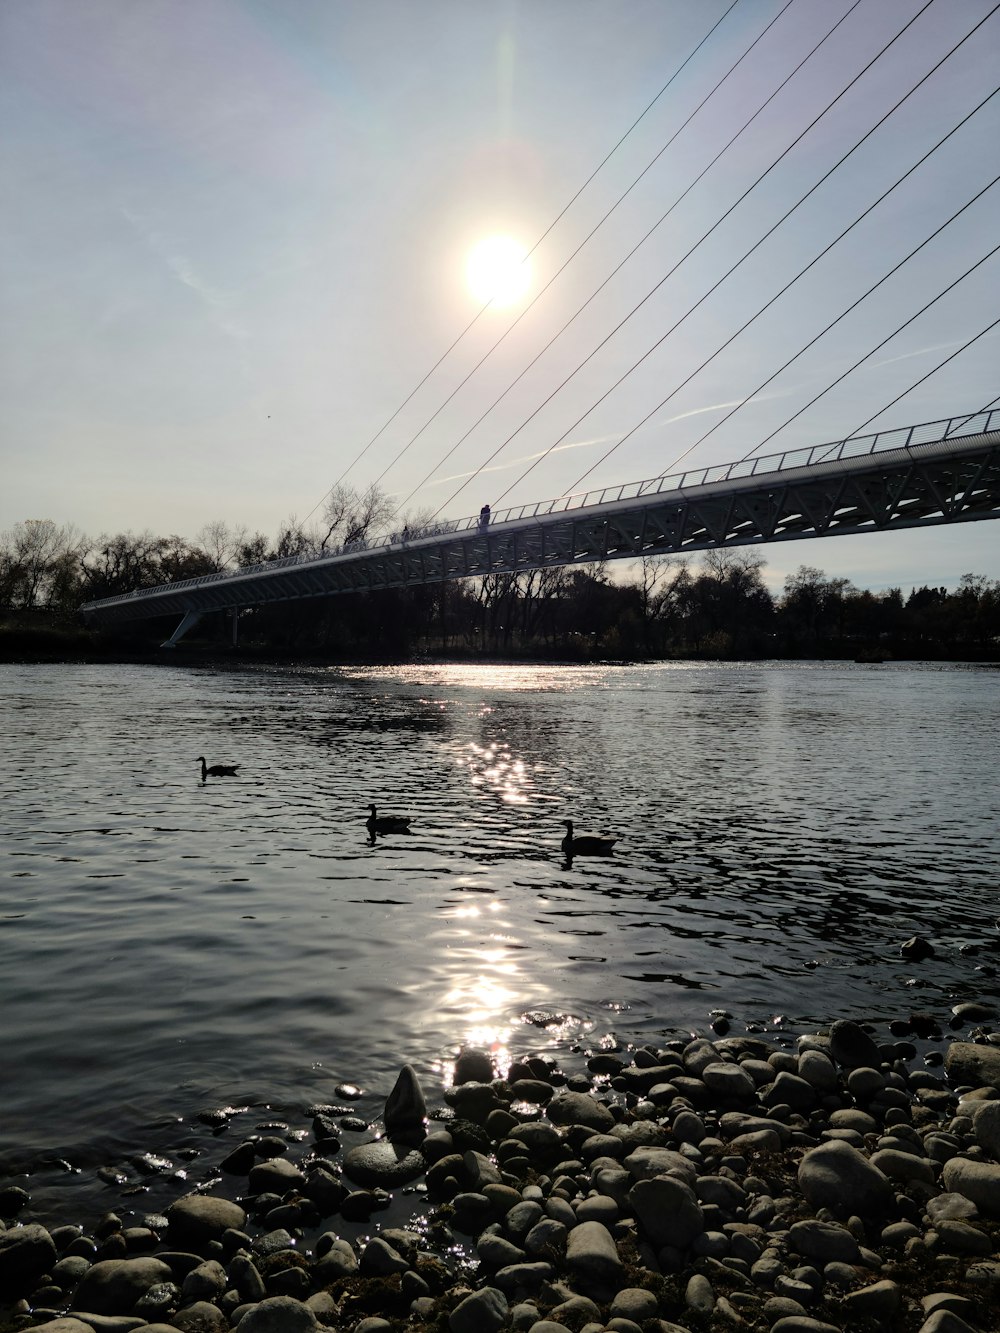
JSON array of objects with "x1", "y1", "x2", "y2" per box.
[
  {"x1": 195, "y1": 520, "x2": 248, "y2": 571},
  {"x1": 0, "y1": 519, "x2": 85, "y2": 610},
  {"x1": 318, "y1": 483, "x2": 394, "y2": 551}
]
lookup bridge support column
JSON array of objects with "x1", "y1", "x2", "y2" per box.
[
  {"x1": 231, "y1": 607, "x2": 239, "y2": 648},
  {"x1": 161, "y1": 610, "x2": 204, "y2": 648}
]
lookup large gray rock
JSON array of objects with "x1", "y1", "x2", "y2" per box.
[
  {"x1": 546, "y1": 1091, "x2": 615, "y2": 1130},
  {"x1": 941, "y1": 1158, "x2": 1000, "y2": 1218},
  {"x1": 944, "y1": 1042, "x2": 1000, "y2": 1091},
  {"x1": 73, "y1": 1257, "x2": 174, "y2": 1315},
  {"x1": 449, "y1": 1285, "x2": 508, "y2": 1333},
  {"x1": 247, "y1": 1156, "x2": 306, "y2": 1195},
  {"x1": 342, "y1": 1140, "x2": 425, "y2": 1187},
  {"x1": 0, "y1": 1222, "x2": 57, "y2": 1298},
  {"x1": 173, "y1": 1299, "x2": 228, "y2": 1332},
  {"x1": 19, "y1": 1322, "x2": 94, "y2": 1333},
  {"x1": 788, "y1": 1219, "x2": 860, "y2": 1263},
  {"x1": 629, "y1": 1176, "x2": 704, "y2": 1249},
  {"x1": 165, "y1": 1195, "x2": 246, "y2": 1249},
  {"x1": 701, "y1": 1062, "x2": 755, "y2": 1100},
  {"x1": 564, "y1": 1221, "x2": 624, "y2": 1285},
  {"x1": 237, "y1": 1296, "x2": 319, "y2": 1333},
  {"x1": 829, "y1": 1020, "x2": 882, "y2": 1069},
  {"x1": 797, "y1": 1141, "x2": 893, "y2": 1219},
  {"x1": 971, "y1": 1100, "x2": 1000, "y2": 1161},
  {"x1": 180, "y1": 1258, "x2": 226, "y2": 1304},
  {"x1": 623, "y1": 1145, "x2": 696, "y2": 1186}
]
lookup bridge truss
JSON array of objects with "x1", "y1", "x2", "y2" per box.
[{"x1": 80, "y1": 409, "x2": 1000, "y2": 644}]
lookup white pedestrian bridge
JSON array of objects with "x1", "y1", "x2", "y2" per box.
[{"x1": 81, "y1": 409, "x2": 999, "y2": 646}]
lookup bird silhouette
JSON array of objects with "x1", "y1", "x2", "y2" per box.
[
  {"x1": 366, "y1": 804, "x2": 411, "y2": 834},
  {"x1": 198, "y1": 756, "x2": 240, "y2": 779},
  {"x1": 561, "y1": 819, "x2": 617, "y2": 857}
]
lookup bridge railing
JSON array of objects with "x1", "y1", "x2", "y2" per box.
[{"x1": 80, "y1": 407, "x2": 997, "y2": 612}]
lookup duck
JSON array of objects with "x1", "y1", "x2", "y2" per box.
[
  {"x1": 198, "y1": 756, "x2": 240, "y2": 779},
  {"x1": 561, "y1": 819, "x2": 617, "y2": 857},
  {"x1": 367, "y1": 804, "x2": 411, "y2": 834}
]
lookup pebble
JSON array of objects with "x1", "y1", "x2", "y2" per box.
[{"x1": 5, "y1": 1013, "x2": 1000, "y2": 1333}]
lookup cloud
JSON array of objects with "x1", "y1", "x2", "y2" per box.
[{"x1": 120, "y1": 206, "x2": 248, "y2": 341}]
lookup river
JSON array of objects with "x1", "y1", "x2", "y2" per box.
[{"x1": 1, "y1": 659, "x2": 997, "y2": 1225}]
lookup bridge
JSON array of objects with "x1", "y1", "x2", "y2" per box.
[{"x1": 80, "y1": 408, "x2": 999, "y2": 646}]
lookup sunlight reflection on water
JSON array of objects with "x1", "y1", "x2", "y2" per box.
[{"x1": 1, "y1": 659, "x2": 998, "y2": 1186}]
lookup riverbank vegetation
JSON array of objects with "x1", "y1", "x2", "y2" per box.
[{"x1": 2, "y1": 514, "x2": 997, "y2": 663}]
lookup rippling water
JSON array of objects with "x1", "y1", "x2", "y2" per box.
[{"x1": 1, "y1": 659, "x2": 998, "y2": 1219}]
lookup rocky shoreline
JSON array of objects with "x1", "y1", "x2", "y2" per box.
[{"x1": 2, "y1": 1008, "x2": 999, "y2": 1333}]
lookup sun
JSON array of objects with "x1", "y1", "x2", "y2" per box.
[{"x1": 465, "y1": 235, "x2": 532, "y2": 308}]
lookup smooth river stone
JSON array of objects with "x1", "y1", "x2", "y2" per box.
[
  {"x1": 971, "y1": 1101, "x2": 1000, "y2": 1161},
  {"x1": 0, "y1": 1223, "x2": 57, "y2": 1298},
  {"x1": 546, "y1": 1090, "x2": 615, "y2": 1130},
  {"x1": 629, "y1": 1176, "x2": 704, "y2": 1249},
  {"x1": 565, "y1": 1220, "x2": 624, "y2": 1284},
  {"x1": 165, "y1": 1195, "x2": 247, "y2": 1249},
  {"x1": 797, "y1": 1141, "x2": 893, "y2": 1219},
  {"x1": 343, "y1": 1139, "x2": 426, "y2": 1187},
  {"x1": 701, "y1": 1062, "x2": 755, "y2": 1100},
  {"x1": 829, "y1": 1020, "x2": 882, "y2": 1070},
  {"x1": 73, "y1": 1257, "x2": 174, "y2": 1315},
  {"x1": 941, "y1": 1158, "x2": 1000, "y2": 1218},
  {"x1": 945, "y1": 1042, "x2": 1000, "y2": 1091}
]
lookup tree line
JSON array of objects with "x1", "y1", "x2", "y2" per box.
[{"x1": 2, "y1": 488, "x2": 998, "y2": 660}]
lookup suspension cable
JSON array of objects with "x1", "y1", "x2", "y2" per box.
[
  {"x1": 845, "y1": 318, "x2": 1000, "y2": 438},
  {"x1": 385, "y1": 0, "x2": 805, "y2": 508},
  {"x1": 292, "y1": 0, "x2": 742, "y2": 533},
  {"x1": 459, "y1": 0, "x2": 940, "y2": 511},
  {"x1": 733, "y1": 241, "x2": 1000, "y2": 455},
  {"x1": 558, "y1": 1, "x2": 1000, "y2": 495},
  {"x1": 641, "y1": 90, "x2": 1000, "y2": 479}
]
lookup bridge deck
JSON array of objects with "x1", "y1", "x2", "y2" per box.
[{"x1": 80, "y1": 410, "x2": 1000, "y2": 634}]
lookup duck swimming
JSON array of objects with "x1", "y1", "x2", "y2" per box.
[
  {"x1": 367, "y1": 804, "x2": 411, "y2": 833},
  {"x1": 198, "y1": 756, "x2": 240, "y2": 779},
  {"x1": 561, "y1": 819, "x2": 617, "y2": 857}
]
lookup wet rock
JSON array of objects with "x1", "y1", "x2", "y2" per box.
[
  {"x1": 944, "y1": 1041, "x2": 1000, "y2": 1091},
  {"x1": 797, "y1": 1050, "x2": 837, "y2": 1092},
  {"x1": 0, "y1": 1222, "x2": 57, "y2": 1297},
  {"x1": 180, "y1": 1259, "x2": 226, "y2": 1303},
  {"x1": 797, "y1": 1141, "x2": 893, "y2": 1219},
  {"x1": 900, "y1": 937, "x2": 936, "y2": 961},
  {"x1": 546, "y1": 1092, "x2": 615, "y2": 1130},
  {"x1": 828, "y1": 1020, "x2": 882, "y2": 1070},
  {"x1": 342, "y1": 1139, "x2": 425, "y2": 1188},
  {"x1": 247, "y1": 1157, "x2": 305, "y2": 1195},
  {"x1": 454, "y1": 1049, "x2": 495, "y2": 1085},
  {"x1": 384, "y1": 1064, "x2": 427, "y2": 1138},
  {"x1": 237, "y1": 1296, "x2": 319, "y2": 1333},
  {"x1": 220, "y1": 1141, "x2": 258, "y2": 1173},
  {"x1": 172, "y1": 1299, "x2": 228, "y2": 1332},
  {"x1": 73, "y1": 1257, "x2": 174, "y2": 1315},
  {"x1": 0, "y1": 1185, "x2": 30, "y2": 1217},
  {"x1": 165, "y1": 1196, "x2": 246, "y2": 1250}
]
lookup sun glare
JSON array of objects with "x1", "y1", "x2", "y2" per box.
[{"x1": 466, "y1": 235, "x2": 532, "y2": 308}]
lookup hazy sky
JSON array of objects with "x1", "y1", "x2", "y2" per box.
[{"x1": 2, "y1": 0, "x2": 997, "y2": 592}]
